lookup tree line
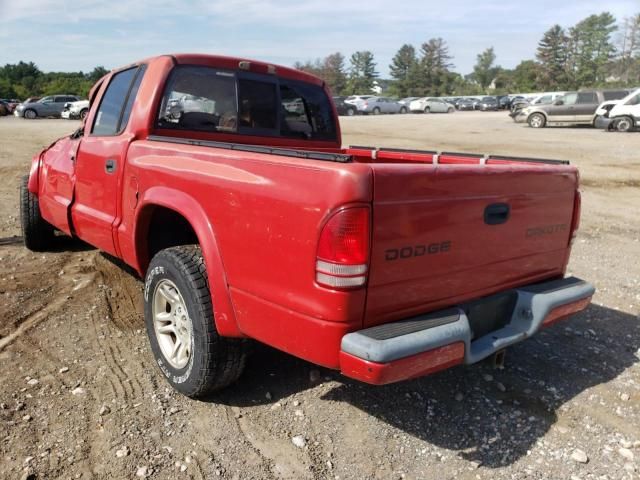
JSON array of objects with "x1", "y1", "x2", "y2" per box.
[
  {"x1": 1, "y1": 11, "x2": 638, "y2": 100},
  {"x1": 295, "y1": 11, "x2": 640, "y2": 97},
  {"x1": 0, "y1": 62, "x2": 108, "y2": 99}
]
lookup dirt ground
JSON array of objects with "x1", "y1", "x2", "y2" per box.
[{"x1": 1, "y1": 112, "x2": 639, "y2": 480}]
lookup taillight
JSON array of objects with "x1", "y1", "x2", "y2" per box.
[
  {"x1": 569, "y1": 190, "x2": 581, "y2": 245},
  {"x1": 316, "y1": 207, "x2": 370, "y2": 289}
]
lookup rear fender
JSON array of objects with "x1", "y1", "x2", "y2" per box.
[
  {"x1": 28, "y1": 153, "x2": 42, "y2": 194},
  {"x1": 135, "y1": 186, "x2": 242, "y2": 337}
]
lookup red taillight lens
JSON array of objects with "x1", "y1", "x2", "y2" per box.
[{"x1": 316, "y1": 207, "x2": 370, "y2": 288}]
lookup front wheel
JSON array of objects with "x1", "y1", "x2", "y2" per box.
[
  {"x1": 528, "y1": 113, "x2": 546, "y2": 128},
  {"x1": 447, "y1": 107, "x2": 454, "y2": 113},
  {"x1": 80, "y1": 109, "x2": 89, "y2": 121},
  {"x1": 20, "y1": 176, "x2": 54, "y2": 251},
  {"x1": 372, "y1": 107, "x2": 381, "y2": 115},
  {"x1": 615, "y1": 116, "x2": 634, "y2": 132},
  {"x1": 399, "y1": 107, "x2": 407, "y2": 114},
  {"x1": 346, "y1": 107, "x2": 356, "y2": 116},
  {"x1": 424, "y1": 107, "x2": 430, "y2": 114},
  {"x1": 144, "y1": 246, "x2": 248, "y2": 398},
  {"x1": 23, "y1": 109, "x2": 37, "y2": 119}
]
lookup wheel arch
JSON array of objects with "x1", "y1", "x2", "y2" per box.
[
  {"x1": 527, "y1": 111, "x2": 547, "y2": 124},
  {"x1": 134, "y1": 187, "x2": 242, "y2": 337}
]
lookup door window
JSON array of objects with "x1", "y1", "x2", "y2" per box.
[
  {"x1": 576, "y1": 92, "x2": 598, "y2": 104},
  {"x1": 562, "y1": 93, "x2": 577, "y2": 105},
  {"x1": 92, "y1": 66, "x2": 142, "y2": 136},
  {"x1": 625, "y1": 93, "x2": 640, "y2": 106}
]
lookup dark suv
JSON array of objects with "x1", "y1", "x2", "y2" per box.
[{"x1": 515, "y1": 89, "x2": 630, "y2": 128}]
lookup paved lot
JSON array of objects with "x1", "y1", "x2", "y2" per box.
[{"x1": 0, "y1": 113, "x2": 638, "y2": 480}]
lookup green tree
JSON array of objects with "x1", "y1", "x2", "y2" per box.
[
  {"x1": 615, "y1": 14, "x2": 640, "y2": 82},
  {"x1": 536, "y1": 25, "x2": 569, "y2": 89},
  {"x1": 567, "y1": 12, "x2": 617, "y2": 87},
  {"x1": 347, "y1": 51, "x2": 378, "y2": 94},
  {"x1": 87, "y1": 66, "x2": 109, "y2": 83},
  {"x1": 472, "y1": 47, "x2": 498, "y2": 91},
  {"x1": 389, "y1": 44, "x2": 417, "y2": 97},
  {"x1": 418, "y1": 38, "x2": 454, "y2": 96},
  {"x1": 322, "y1": 52, "x2": 347, "y2": 95}
]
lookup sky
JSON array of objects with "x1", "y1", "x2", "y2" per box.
[{"x1": 0, "y1": 0, "x2": 637, "y2": 76}]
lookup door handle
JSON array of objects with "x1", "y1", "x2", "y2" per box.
[
  {"x1": 105, "y1": 159, "x2": 116, "y2": 174},
  {"x1": 484, "y1": 203, "x2": 510, "y2": 225}
]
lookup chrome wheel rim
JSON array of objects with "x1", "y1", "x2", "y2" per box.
[
  {"x1": 618, "y1": 119, "x2": 631, "y2": 131},
  {"x1": 25, "y1": 110, "x2": 35, "y2": 119},
  {"x1": 530, "y1": 115, "x2": 542, "y2": 127},
  {"x1": 152, "y1": 279, "x2": 192, "y2": 369}
]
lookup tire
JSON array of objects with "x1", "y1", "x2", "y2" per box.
[
  {"x1": 80, "y1": 109, "x2": 89, "y2": 121},
  {"x1": 528, "y1": 113, "x2": 546, "y2": 128},
  {"x1": 23, "y1": 109, "x2": 37, "y2": 119},
  {"x1": 447, "y1": 107, "x2": 454, "y2": 113},
  {"x1": 615, "y1": 116, "x2": 633, "y2": 132},
  {"x1": 424, "y1": 107, "x2": 431, "y2": 114},
  {"x1": 144, "y1": 245, "x2": 248, "y2": 398},
  {"x1": 400, "y1": 107, "x2": 407, "y2": 114},
  {"x1": 346, "y1": 107, "x2": 356, "y2": 116},
  {"x1": 372, "y1": 107, "x2": 381, "y2": 115},
  {"x1": 20, "y1": 175, "x2": 54, "y2": 251}
]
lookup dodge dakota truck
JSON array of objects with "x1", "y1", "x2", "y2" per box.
[{"x1": 21, "y1": 54, "x2": 594, "y2": 398}]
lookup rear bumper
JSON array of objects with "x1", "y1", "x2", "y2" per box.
[{"x1": 340, "y1": 276, "x2": 594, "y2": 385}]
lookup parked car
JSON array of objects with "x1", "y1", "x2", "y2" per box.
[
  {"x1": 0, "y1": 100, "x2": 9, "y2": 116},
  {"x1": 509, "y1": 93, "x2": 565, "y2": 118},
  {"x1": 398, "y1": 97, "x2": 419, "y2": 107},
  {"x1": 594, "y1": 88, "x2": 640, "y2": 132},
  {"x1": 497, "y1": 96, "x2": 511, "y2": 109},
  {"x1": 15, "y1": 95, "x2": 81, "y2": 119},
  {"x1": 514, "y1": 89, "x2": 631, "y2": 128},
  {"x1": 359, "y1": 96, "x2": 405, "y2": 114},
  {"x1": 478, "y1": 97, "x2": 499, "y2": 111},
  {"x1": 20, "y1": 53, "x2": 593, "y2": 398},
  {"x1": 0, "y1": 98, "x2": 20, "y2": 113},
  {"x1": 332, "y1": 96, "x2": 358, "y2": 116},
  {"x1": 61, "y1": 100, "x2": 90, "y2": 120},
  {"x1": 344, "y1": 95, "x2": 374, "y2": 111},
  {"x1": 409, "y1": 97, "x2": 455, "y2": 113},
  {"x1": 457, "y1": 98, "x2": 476, "y2": 111}
]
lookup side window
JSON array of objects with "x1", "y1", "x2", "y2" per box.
[
  {"x1": 92, "y1": 67, "x2": 138, "y2": 136},
  {"x1": 562, "y1": 93, "x2": 578, "y2": 105},
  {"x1": 576, "y1": 92, "x2": 597, "y2": 104},
  {"x1": 157, "y1": 66, "x2": 237, "y2": 132},
  {"x1": 237, "y1": 78, "x2": 278, "y2": 131},
  {"x1": 279, "y1": 79, "x2": 337, "y2": 141},
  {"x1": 603, "y1": 90, "x2": 628, "y2": 101}
]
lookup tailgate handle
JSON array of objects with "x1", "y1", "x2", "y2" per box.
[{"x1": 484, "y1": 203, "x2": 510, "y2": 225}]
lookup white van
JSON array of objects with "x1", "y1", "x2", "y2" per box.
[{"x1": 595, "y1": 88, "x2": 640, "y2": 132}]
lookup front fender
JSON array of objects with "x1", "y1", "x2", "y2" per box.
[
  {"x1": 27, "y1": 153, "x2": 42, "y2": 194},
  {"x1": 135, "y1": 186, "x2": 242, "y2": 337}
]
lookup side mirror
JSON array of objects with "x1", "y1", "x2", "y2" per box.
[{"x1": 554, "y1": 99, "x2": 564, "y2": 105}]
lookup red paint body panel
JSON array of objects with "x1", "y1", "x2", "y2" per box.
[
  {"x1": 340, "y1": 343, "x2": 466, "y2": 385},
  {"x1": 29, "y1": 53, "x2": 588, "y2": 376}
]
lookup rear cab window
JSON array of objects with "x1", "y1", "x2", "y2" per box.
[{"x1": 156, "y1": 65, "x2": 337, "y2": 141}]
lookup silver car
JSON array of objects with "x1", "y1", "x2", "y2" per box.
[
  {"x1": 409, "y1": 97, "x2": 455, "y2": 113},
  {"x1": 359, "y1": 97, "x2": 405, "y2": 114},
  {"x1": 15, "y1": 95, "x2": 80, "y2": 119}
]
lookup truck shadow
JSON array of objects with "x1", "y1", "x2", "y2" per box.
[{"x1": 217, "y1": 303, "x2": 639, "y2": 468}]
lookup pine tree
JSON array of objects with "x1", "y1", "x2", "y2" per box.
[
  {"x1": 568, "y1": 12, "x2": 617, "y2": 87},
  {"x1": 536, "y1": 25, "x2": 569, "y2": 89},
  {"x1": 321, "y1": 52, "x2": 347, "y2": 95},
  {"x1": 472, "y1": 47, "x2": 498, "y2": 91},
  {"x1": 347, "y1": 51, "x2": 378, "y2": 94},
  {"x1": 389, "y1": 44, "x2": 416, "y2": 97}
]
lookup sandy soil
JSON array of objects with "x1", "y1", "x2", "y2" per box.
[{"x1": 0, "y1": 112, "x2": 638, "y2": 480}]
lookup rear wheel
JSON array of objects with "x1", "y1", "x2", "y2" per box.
[
  {"x1": 144, "y1": 245, "x2": 248, "y2": 398},
  {"x1": 424, "y1": 107, "x2": 431, "y2": 114},
  {"x1": 346, "y1": 107, "x2": 356, "y2": 116},
  {"x1": 399, "y1": 107, "x2": 407, "y2": 114},
  {"x1": 80, "y1": 109, "x2": 89, "y2": 121},
  {"x1": 20, "y1": 175, "x2": 54, "y2": 251},
  {"x1": 23, "y1": 109, "x2": 37, "y2": 119},
  {"x1": 528, "y1": 113, "x2": 546, "y2": 128},
  {"x1": 615, "y1": 116, "x2": 634, "y2": 132}
]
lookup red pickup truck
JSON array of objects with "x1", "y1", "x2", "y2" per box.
[{"x1": 21, "y1": 54, "x2": 594, "y2": 398}]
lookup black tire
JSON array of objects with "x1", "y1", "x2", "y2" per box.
[
  {"x1": 447, "y1": 107, "x2": 454, "y2": 113},
  {"x1": 144, "y1": 245, "x2": 248, "y2": 398},
  {"x1": 372, "y1": 107, "x2": 381, "y2": 115},
  {"x1": 615, "y1": 116, "x2": 634, "y2": 132},
  {"x1": 20, "y1": 175, "x2": 54, "y2": 251},
  {"x1": 424, "y1": 107, "x2": 430, "y2": 114},
  {"x1": 23, "y1": 109, "x2": 37, "y2": 119},
  {"x1": 80, "y1": 109, "x2": 89, "y2": 121},
  {"x1": 400, "y1": 107, "x2": 407, "y2": 114},
  {"x1": 346, "y1": 107, "x2": 356, "y2": 116},
  {"x1": 528, "y1": 113, "x2": 546, "y2": 128}
]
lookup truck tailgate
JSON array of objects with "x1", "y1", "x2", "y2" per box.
[{"x1": 366, "y1": 162, "x2": 578, "y2": 327}]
